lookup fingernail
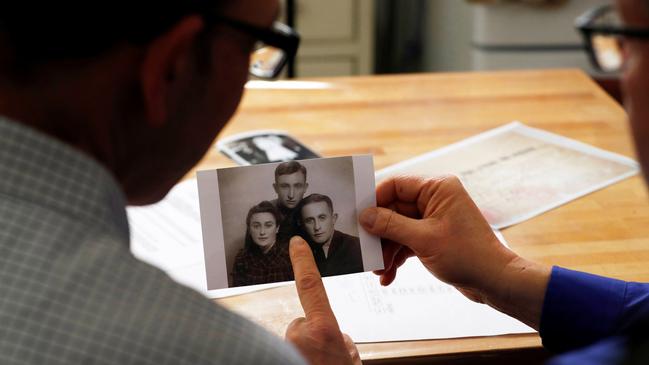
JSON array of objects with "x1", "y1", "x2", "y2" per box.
[
  {"x1": 360, "y1": 208, "x2": 377, "y2": 228},
  {"x1": 290, "y1": 236, "x2": 305, "y2": 246}
]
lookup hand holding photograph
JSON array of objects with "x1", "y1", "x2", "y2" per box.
[{"x1": 197, "y1": 155, "x2": 383, "y2": 290}]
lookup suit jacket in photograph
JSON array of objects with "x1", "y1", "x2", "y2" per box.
[{"x1": 310, "y1": 230, "x2": 363, "y2": 277}]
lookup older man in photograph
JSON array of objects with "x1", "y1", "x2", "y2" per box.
[
  {"x1": 271, "y1": 161, "x2": 309, "y2": 241},
  {"x1": 297, "y1": 193, "x2": 364, "y2": 276}
]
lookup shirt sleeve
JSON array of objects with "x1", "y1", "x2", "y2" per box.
[
  {"x1": 540, "y1": 266, "x2": 649, "y2": 353},
  {"x1": 546, "y1": 336, "x2": 627, "y2": 365}
]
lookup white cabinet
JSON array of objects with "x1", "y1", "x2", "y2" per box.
[
  {"x1": 287, "y1": 0, "x2": 375, "y2": 77},
  {"x1": 471, "y1": 0, "x2": 610, "y2": 74}
]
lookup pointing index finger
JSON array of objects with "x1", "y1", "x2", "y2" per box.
[{"x1": 289, "y1": 236, "x2": 338, "y2": 323}]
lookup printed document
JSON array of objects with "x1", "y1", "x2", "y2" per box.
[
  {"x1": 323, "y1": 232, "x2": 535, "y2": 343},
  {"x1": 377, "y1": 122, "x2": 639, "y2": 228}
]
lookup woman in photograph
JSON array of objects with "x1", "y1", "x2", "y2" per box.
[{"x1": 232, "y1": 201, "x2": 294, "y2": 287}]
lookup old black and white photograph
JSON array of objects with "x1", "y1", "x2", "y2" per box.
[{"x1": 197, "y1": 155, "x2": 383, "y2": 290}]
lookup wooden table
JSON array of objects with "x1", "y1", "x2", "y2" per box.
[{"x1": 192, "y1": 69, "x2": 649, "y2": 364}]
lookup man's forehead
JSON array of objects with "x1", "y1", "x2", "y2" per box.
[
  {"x1": 277, "y1": 171, "x2": 306, "y2": 183},
  {"x1": 302, "y1": 201, "x2": 331, "y2": 215}
]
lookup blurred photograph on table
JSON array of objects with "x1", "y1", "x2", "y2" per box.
[{"x1": 217, "y1": 130, "x2": 321, "y2": 166}]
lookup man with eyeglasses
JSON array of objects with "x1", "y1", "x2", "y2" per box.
[
  {"x1": 0, "y1": 1, "x2": 358, "y2": 364},
  {"x1": 356, "y1": 1, "x2": 649, "y2": 364}
]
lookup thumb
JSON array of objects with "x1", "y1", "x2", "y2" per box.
[{"x1": 360, "y1": 207, "x2": 433, "y2": 254}]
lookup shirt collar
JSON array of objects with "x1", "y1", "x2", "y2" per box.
[{"x1": 0, "y1": 117, "x2": 129, "y2": 242}]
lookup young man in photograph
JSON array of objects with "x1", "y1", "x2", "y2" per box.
[
  {"x1": 297, "y1": 194, "x2": 363, "y2": 276},
  {"x1": 272, "y1": 161, "x2": 309, "y2": 241}
]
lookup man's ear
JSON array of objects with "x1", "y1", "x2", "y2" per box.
[
  {"x1": 140, "y1": 15, "x2": 205, "y2": 127},
  {"x1": 332, "y1": 212, "x2": 338, "y2": 225},
  {"x1": 304, "y1": 182, "x2": 309, "y2": 192},
  {"x1": 273, "y1": 183, "x2": 279, "y2": 194}
]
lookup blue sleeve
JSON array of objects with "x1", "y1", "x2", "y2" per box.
[
  {"x1": 540, "y1": 266, "x2": 649, "y2": 353},
  {"x1": 546, "y1": 336, "x2": 627, "y2": 365}
]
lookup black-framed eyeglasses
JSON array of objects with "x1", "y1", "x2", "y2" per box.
[
  {"x1": 576, "y1": 4, "x2": 649, "y2": 73},
  {"x1": 205, "y1": 15, "x2": 300, "y2": 79}
]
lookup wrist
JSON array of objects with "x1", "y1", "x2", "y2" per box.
[
  {"x1": 483, "y1": 254, "x2": 552, "y2": 330},
  {"x1": 472, "y1": 243, "x2": 519, "y2": 304}
]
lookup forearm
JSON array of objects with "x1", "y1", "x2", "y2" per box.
[
  {"x1": 480, "y1": 255, "x2": 552, "y2": 331},
  {"x1": 482, "y1": 262, "x2": 649, "y2": 352}
]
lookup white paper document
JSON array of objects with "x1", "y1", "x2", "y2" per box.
[
  {"x1": 128, "y1": 180, "x2": 205, "y2": 291},
  {"x1": 128, "y1": 179, "x2": 289, "y2": 298},
  {"x1": 376, "y1": 122, "x2": 639, "y2": 229},
  {"x1": 323, "y1": 231, "x2": 533, "y2": 343},
  {"x1": 325, "y1": 258, "x2": 534, "y2": 343}
]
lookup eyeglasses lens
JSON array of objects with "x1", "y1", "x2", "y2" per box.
[
  {"x1": 593, "y1": 35, "x2": 625, "y2": 72},
  {"x1": 250, "y1": 44, "x2": 287, "y2": 79},
  {"x1": 590, "y1": 7, "x2": 626, "y2": 72}
]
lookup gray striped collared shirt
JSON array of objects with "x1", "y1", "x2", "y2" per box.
[{"x1": 0, "y1": 117, "x2": 305, "y2": 365}]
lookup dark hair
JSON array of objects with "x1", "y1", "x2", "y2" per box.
[
  {"x1": 297, "y1": 193, "x2": 334, "y2": 219},
  {"x1": 0, "y1": 1, "x2": 225, "y2": 75},
  {"x1": 244, "y1": 201, "x2": 281, "y2": 254},
  {"x1": 274, "y1": 161, "x2": 307, "y2": 183}
]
